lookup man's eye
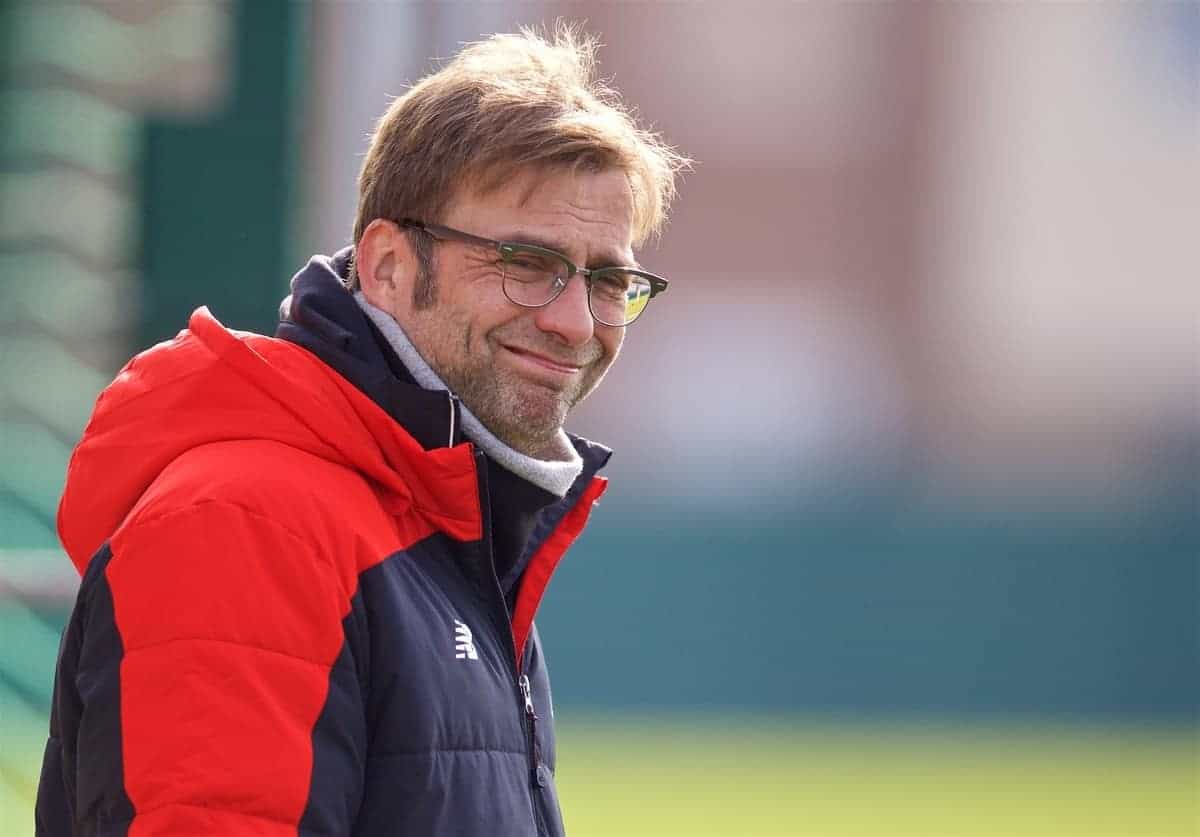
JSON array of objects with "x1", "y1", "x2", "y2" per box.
[
  {"x1": 505, "y1": 252, "x2": 556, "y2": 272},
  {"x1": 594, "y1": 274, "x2": 630, "y2": 299}
]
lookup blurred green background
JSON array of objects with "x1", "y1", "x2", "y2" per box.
[{"x1": 1, "y1": 1, "x2": 1195, "y2": 835}]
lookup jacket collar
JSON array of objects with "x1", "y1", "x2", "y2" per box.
[{"x1": 277, "y1": 249, "x2": 461, "y2": 451}]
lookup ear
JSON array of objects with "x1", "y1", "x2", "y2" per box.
[{"x1": 356, "y1": 219, "x2": 413, "y2": 315}]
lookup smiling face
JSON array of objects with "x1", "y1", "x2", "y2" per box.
[{"x1": 359, "y1": 165, "x2": 634, "y2": 460}]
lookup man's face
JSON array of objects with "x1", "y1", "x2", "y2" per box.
[{"x1": 397, "y1": 166, "x2": 634, "y2": 459}]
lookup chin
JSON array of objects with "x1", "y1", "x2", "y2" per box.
[
  {"x1": 516, "y1": 403, "x2": 570, "y2": 441},
  {"x1": 492, "y1": 393, "x2": 570, "y2": 447},
  {"x1": 459, "y1": 370, "x2": 579, "y2": 450}
]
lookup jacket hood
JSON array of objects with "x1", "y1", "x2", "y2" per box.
[{"x1": 57, "y1": 306, "x2": 482, "y2": 575}]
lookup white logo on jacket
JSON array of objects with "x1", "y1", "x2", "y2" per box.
[{"x1": 454, "y1": 619, "x2": 479, "y2": 660}]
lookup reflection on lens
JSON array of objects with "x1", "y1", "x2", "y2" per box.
[
  {"x1": 623, "y1": 277, "x2": 652, "y2": 323},
  {"x1": 588, "y1": 273, "x2": 652, "y2": 326},
  {"x1": 590, "y1": 272, "x2": 652, "y2": 326},
  {"x1": 502, "y1": 260, "x2": 657, "y2": 326}
]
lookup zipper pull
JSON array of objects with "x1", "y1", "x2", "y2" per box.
[
  {"x1": 520, "y1": 674, "x2": 546, "y2": 787},
  {"x1": 446, "y1": 392, "x2": 458, "y2": 447},
  {"x1": 520, "y1": 674, "x2": 537, "y2": 721}
]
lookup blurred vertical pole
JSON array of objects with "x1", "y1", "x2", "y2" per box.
[
  {"x1": 1, "y1": 0, "x2": 232, "y2": 558},
  {"x1": 139, "y1": 0, "x2": 308, "y2": 343},
  {"x1": 0, "y1": 0, "x2": 138, "y2": 554},
  {"x1": 301, "y1": 0, "x2": 430, "y2": 255},
  {"x1": 0, "y1": 1, "x2": 249, "y2": 827}
]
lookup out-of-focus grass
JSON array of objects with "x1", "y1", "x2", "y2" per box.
[
  {"x1": 2, "y1": 715, "x2": 1194, "y2": 836},
  {"x1": 1, "y1": 695, "x2": 48, "y2": 837},
  {"x1": 555, "y1": 715, "x2": 1197, "y2": 837}
]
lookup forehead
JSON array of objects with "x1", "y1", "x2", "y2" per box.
[{"x1": 448, "y1": 165, "x2": 635, "y2": 261}]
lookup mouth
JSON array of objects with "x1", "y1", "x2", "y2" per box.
[{"x1": 500, "y1": 344, "x2": 584, "y2": 382}]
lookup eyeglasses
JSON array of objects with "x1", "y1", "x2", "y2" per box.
[{"x1": 400, "y1": 219, "x2": 668, "y2": 327}]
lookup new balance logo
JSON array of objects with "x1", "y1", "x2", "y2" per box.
[{"x1": 454, "y1": 619, "x2": 478, "y2": 660}]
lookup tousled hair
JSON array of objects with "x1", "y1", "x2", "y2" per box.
[{"x1": 348, "y1": 23, "x2": 690, "y2": 293}]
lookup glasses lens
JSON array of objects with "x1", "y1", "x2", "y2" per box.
[
  {"x1": 501, "y1": 249, "x2": 570, "y2": 306},
  {"x1": 590, "y1": 271, "x2": 653, "y2": 326}
]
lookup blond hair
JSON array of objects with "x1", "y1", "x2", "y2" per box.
[{"x1": 349, "y1": 24, "x2": 690, "y2": 290}]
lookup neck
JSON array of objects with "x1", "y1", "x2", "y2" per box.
[{"x1": 354, "y1": 292, "x2": 584, "y2": 498}]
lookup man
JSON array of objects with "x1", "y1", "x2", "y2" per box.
[{"x1": 36, "y1": 27, "x2": 687, "y2": 837}]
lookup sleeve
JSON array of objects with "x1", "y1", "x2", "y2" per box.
[{"x1": 59, "y1": 499, "x2": 365, "y2": 836}]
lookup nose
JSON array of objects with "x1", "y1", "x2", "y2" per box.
[{"x1": 531, "y1": 275, "x2": 595, "y2": 347}]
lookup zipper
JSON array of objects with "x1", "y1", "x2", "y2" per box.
[
  {"x1": 520, "y1": 671, "x2": 548, "y2": 835},
  {"x1": 471, "y1": 448, "x2": 547, "y2": 834},
  {"x1": 520, "y1": 673, "x2": 544, "y2": 785}
]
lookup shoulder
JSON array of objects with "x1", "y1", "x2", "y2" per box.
[
  {"x1": 138, "y1": 439, "x2": 374, "y2": 524},
  {"x1": 100, "y1": 443, "x2": 365, "y2": 682},
  {"x1": 113, "y1": 440, "x2": 395, "y2": 584}
]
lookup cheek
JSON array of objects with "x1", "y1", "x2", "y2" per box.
[
  {"x1": 440, "y1": 285, "x2": 510, "y2": 347},
  {"x1": 597, "y1": 327, "x2": 624, "y2": 363}
]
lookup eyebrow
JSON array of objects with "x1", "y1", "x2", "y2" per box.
[{"x1": 499, "y1": 229, "x2": 640, "y2": 271}]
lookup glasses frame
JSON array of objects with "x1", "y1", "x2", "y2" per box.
[{"x1": 399, "y1": 219, "x2": 668, "y2": 327}]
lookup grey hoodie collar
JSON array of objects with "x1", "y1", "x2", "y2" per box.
[{"x1": 354, "y1": 292, "x2": 583, "y2": 498}]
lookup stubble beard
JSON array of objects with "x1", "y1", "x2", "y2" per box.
[
  {"x1": 438, "y1": 324, "x2": 607, "y2": 460},
  {"x1": 405, "y1": 261, "x2": 610, "y2": 459}
]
